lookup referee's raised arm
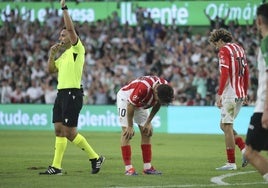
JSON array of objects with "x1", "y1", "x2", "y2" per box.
[{"x1": 60, "y1": 0, "x2": 78, "y2": 45}]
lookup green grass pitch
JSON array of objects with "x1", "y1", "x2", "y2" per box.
[{"x1": 0, "y1": 130, "x2": 267, "y2": 188}]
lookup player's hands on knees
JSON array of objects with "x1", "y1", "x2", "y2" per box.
[
  {"x1": 123, "y1": 126, "x2": 135, "y2": 140},
  {"x1": 142, "y1": 125, "x2": 153, "y2": 137}
]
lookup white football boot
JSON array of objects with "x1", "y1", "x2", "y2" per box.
[{"x1": 216, "y1": 163, "x2": 237, "y2": 170}]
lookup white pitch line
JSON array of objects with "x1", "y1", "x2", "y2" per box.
[
  {"x1": 110, "y1": 181, "x2": 268, "y2": 188},
  {"x1": 107, "y1": 182, "x2": 268, "y2": 188},
  {"x1": 108, "y1": 170, "x2": 268, "y2": 188},
  {"x1": 210, "y1": 170, "x2": 256, "y2": 185}
]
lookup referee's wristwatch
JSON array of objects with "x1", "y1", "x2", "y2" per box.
[{"x1": 61, "y1": 5, "x2": 68, "y2": 10}]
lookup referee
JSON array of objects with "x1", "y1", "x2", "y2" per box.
[{"x1": 40, "y1": 0, "x2": 104, "y2": 175}]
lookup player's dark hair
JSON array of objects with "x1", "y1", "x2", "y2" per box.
[
  {"x1": 257, "y1": 3, "x2": 268, "y2": 25},
  {"x1": 157, "y1": 84, "x2": 174, "y2": 104},
  {"x1": 208, "y1": 28, "x2": 233, "y2": 44}
]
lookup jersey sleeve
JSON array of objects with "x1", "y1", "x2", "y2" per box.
[
  {"x1": 159, "y1": 77, "x2": 168, "y2": 84},
  {"x1": 128, "y1": 84, "x2": 147, "y2": 107},
  {"x1": 217, "y1": 48, "x2": 229, "y2": 95},
  {"x1": 73, "y1": 39, "x2": 85, "y2": 54}
]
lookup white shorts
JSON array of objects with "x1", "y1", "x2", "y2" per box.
[
  {"x1": 220, "y1": 96, "x2": 242, "y2": 124},
  {"x1": 117, "y1": 89, "x2": 149, "y2": 127}
]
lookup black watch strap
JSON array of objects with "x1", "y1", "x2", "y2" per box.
[{"x1": 61, "y1": 5, "x2": 68, "y2": 10}]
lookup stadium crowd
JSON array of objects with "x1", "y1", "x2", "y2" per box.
[{"x1": 0, "y1": 5, "x2": 259, "y2": 106}]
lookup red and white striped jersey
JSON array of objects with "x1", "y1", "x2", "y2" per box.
[
  {"x1": 121, "y1": 76, "x2": 168, "y2": 109},
  {"x1": 217, "y1": 43, "x2": 249, "y2": 98}
]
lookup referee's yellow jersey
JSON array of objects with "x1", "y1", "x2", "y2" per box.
[{"x1": 55, "y1": 39, "x2": 85, "y2": 89}]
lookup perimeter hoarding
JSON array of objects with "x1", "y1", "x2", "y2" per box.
[
  {"x1": 0, "y1": 0, "x2": 262, "y2": 26},
  {"x1": 167, "y1": 106, "x2": 254, "y2": 135},
  {"x1": 0, "y1": 104, "x2": 168, "y2": 133},
  {"x1": 0, "y1": 104, "x2": 254, "y2": 134}
]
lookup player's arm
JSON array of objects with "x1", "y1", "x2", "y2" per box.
[
  {"x1": 223, "y1": 8, "x2": 230, "y2": 20},
  {"x1": 61, "y1": 0, "x2": 78, "y2": 45},
  {"x1": 243, "y1": 60, "x2": 249, "y2": 97},
  {"x1": 262, "y1": 42, "x2": 268, "y2": 129},
  {"x1": 216, "y1": 67, "x2": 228, "y2": 107},
  {"x1": 262, "y1": 72, "x2": 268, "y2": 129},
  {"x1": 217, "y1": 50, "x2": 229, "y2": 96},
  {"x1": 216, "y1": 49, "x2": 229, "y2": 108},
  {"x1": 142, "y1": 102, "x2": 161, "y2": 137},
  {"x1": 145, "y1": 102, "x2": 161, "y2": 125},
  {"x1": 203, "y1": 9, "x2": 211, "y2": 20},
  {"x1": 242, "y1": 61, "x2": 249, "y2": 105}
]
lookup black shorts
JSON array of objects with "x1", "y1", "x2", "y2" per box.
[
  {"x1": 53, "y1": 88, "x2": 83, "y2": 127},
  {"x1": 246, "y1": 113, "x2": 268, "y2": 151}
]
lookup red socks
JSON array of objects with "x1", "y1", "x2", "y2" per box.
[
  {"x1": 225, "y1": 137, "x2": 245, "y2": 163},
  {"x1": 121, "y1": 144, "x2": 152, "y2": 165},
  {"x1": 121, "y1": 145, "x2": 131, "y2": 165},
  {"x1": 235, "y1": 136, "x2": 245, "y2": 151},
  {"x1": 141, "y1": 144, "x2": 152, "y2": 163},
  {"x1": 226, "y1": 148, "x2": 235, "y2": 163}
]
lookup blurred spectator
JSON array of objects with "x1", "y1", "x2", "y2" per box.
[
  {"x1": 10, "y1": 85, "x2": 26, "y2": 103},
  {"x1": 3, "y1": 65, "x2": 12, "y2": 80},
  {"x1": 192, "y1": 66, "x2": 207, "y2": 99},
  {"x1": 194, "y1": 93, "x2": 206, "y2": 106},
  {"x1": 0, "y1": 4, "x2": 259, "y2": 106},
  {"x1": 204, "y1": 93, "x2": 215, "y2": 106},
  {"x1": 204, "y1": 8, "x2": 230, "y2": 31},
  {"x1": 42, "y1": 77, "x2": 57, "y2": 104},
  {"x1": 206, "y1": 71, "x2": 218, "y2": 96},
  {"x1": 25, "y1": 80, "x2": 44, "y2": 103},
  {"x1": 1, "y1": 79, "x2": 12, "y2": 103},
  {"x1": 94, "y1": 84, "x2": 109, "y2": 105},
  {"x1": 31, "y1": 59, "x2": 46, "y2": 80}
]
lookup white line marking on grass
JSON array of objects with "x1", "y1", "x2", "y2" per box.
[
  {"x1": 110, "y1": 181, "x2": 268, "y2": 188},
  {"x1": 210, "y1": 170, "x2": 256, "y2": 185},
  {"x1": 109, "y1": 171, "x2": 268, "y2": 188}
]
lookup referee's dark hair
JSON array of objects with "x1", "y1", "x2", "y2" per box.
[
  {"x1": 63, "y1": 26, "x2": 80, "y2": 36},
  {"x1": 157, "y1": 84, "x2": 174, "y2": 104}
]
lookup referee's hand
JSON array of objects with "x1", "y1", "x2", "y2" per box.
[{"x1": 50, "y1": 43, "x2": 62, "y2": 57}]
